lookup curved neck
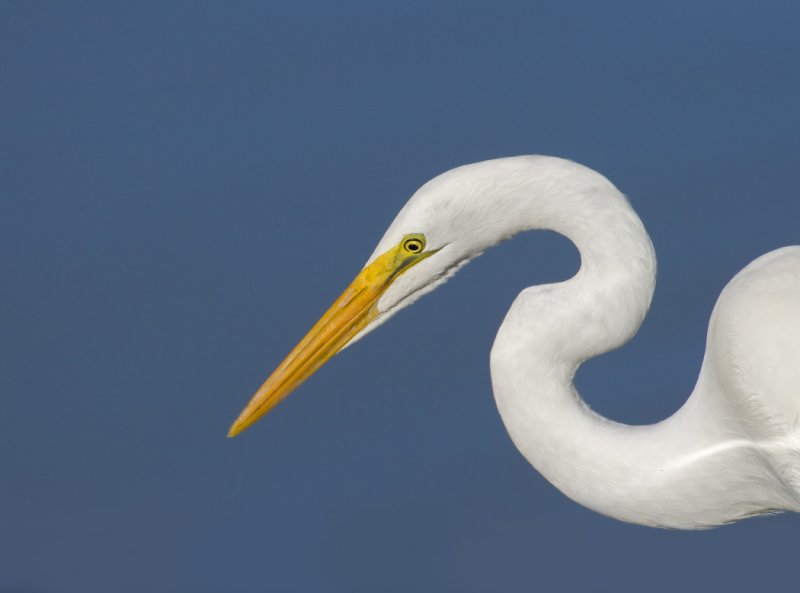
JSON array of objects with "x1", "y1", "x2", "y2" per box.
[{"x1": 483, "y1": 157, "x2": 777, "y2": 528}]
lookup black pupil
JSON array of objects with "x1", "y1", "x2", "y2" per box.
[{"x1": 407, "y1": 241, "x2": 419, "y2": 252}]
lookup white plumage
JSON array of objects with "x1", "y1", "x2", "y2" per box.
[{"x1": 233, "y1": 155, "x2": 800, "y2": 529}]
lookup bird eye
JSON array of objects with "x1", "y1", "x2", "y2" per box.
[{"x1": 402, "y1": 235, "x2": 425, "y2": 254}]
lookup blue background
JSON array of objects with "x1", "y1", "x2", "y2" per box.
[{"x1": 3, "y1": 2, "x2": 800, "y2": 591}]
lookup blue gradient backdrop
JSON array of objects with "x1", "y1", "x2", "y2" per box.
[{"x1": 3, "y1": 2, "x2": 800, "y2": 591}]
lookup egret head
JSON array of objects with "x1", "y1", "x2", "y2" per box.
[{"x1": 226, "y1": 161, "x2": 512, "y2": 437}]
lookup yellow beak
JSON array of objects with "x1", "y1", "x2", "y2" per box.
[{"x1": 228, "y1": 241, "x2": 430, "y2": 437}]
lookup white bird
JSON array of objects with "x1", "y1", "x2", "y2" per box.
[{"x1": 229, "y1": 156, "x2": 800, "y2": 529}]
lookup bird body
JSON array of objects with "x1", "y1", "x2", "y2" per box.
[{"x1": 230, "y1": 156, "x2": 800, "y2": 529}]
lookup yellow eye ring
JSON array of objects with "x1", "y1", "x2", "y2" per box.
[{"x1": 402, "y1": 235, "x2": 425, "y2": 254}]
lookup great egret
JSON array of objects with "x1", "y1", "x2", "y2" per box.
[{"x1": 229, "y1": 156, "x2": 800, "y2": 529}]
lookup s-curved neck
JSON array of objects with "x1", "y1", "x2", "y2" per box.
[{"x1": 482, "y1": 157, "x2": 776, "y2": 528}]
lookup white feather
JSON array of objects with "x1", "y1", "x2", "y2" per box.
[{"x1": 359, "y1": 155, "x2": 800, "y2": 529}]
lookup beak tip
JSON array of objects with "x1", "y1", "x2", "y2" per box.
[{"x1": 227, "y1": 420, "x2": 246, "y2": 438}]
